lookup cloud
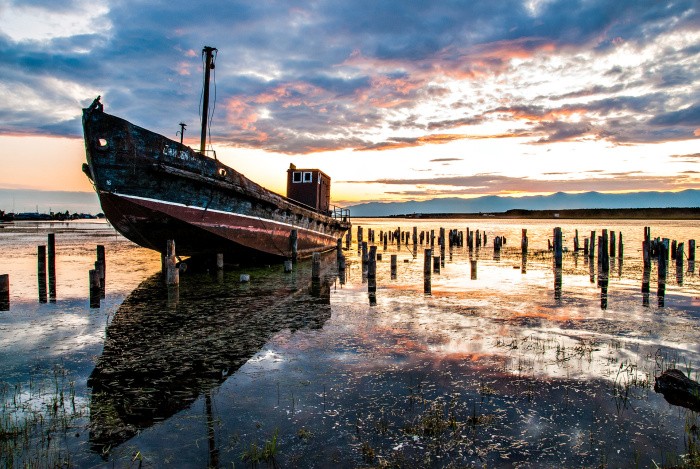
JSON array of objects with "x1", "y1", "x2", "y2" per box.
[
  {"x1": 0, "y1": 0, "x2": 697, "y2": 156},
  {"x1": 342, "y1": 172, "x2": 700, "y2": 196}
]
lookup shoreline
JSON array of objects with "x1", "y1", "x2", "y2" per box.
[{"x1": 360, "y1": 207, "x2": 700, "y2": 220}]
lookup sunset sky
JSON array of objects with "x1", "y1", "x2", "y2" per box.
[{"x1": 0, "y1": 0, "x2": 698, "y2": 210}]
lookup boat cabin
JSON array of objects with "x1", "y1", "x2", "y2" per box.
[{"x1": 287, "y1": 164, "x2": 331, "y2": 213}]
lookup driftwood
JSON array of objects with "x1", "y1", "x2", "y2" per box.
[{"x1": 654, "y1": 369, "x2": 700, "y2": 412}]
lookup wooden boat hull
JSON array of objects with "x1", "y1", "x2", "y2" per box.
[{"x1": 83, "y1": 104, "x2": 350, "y2": 259}]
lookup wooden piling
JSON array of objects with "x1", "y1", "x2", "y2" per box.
[
  {"x1": 433, "y1": 255, "x2": 440, "y2": 273},
  {"x1": 368, "y1": 246, "x2": 377, "y2": 276},
  {"x1": 521, "y1": 229, "x2": 528, "y2": 256},
  {"x1": 290, "y1": 229, "x2": 298, "y2": 261},
  {"x1": 284, "y1": 259, "x2": 293, "y2": 273},
  {"x1": 390, "y1": 254, "x2": 397, "y2": 277},
  {"x1": 470, "y1": 260, "x2": 477, "y2": 280},
  {"x1": 38, "y1": 245, "x2": 47, "y2": 303},
  {"x1": 610, "y1": 231, "x2": 616, "y2": 258},
  {"x1": 553, "y1": 227, "x2": 563, "y2": 268},
  {"x1": 589, "y1": 231, "x2": 596, "y2": 260},
  {"x1": 89, "y1": 269, "x2": 101, "y2": 308},
  {"x1": 166, "y1": 239, "x2": 179, "y2": 286},
  {"x1": 96, "y1": 245, "x2": 106, "y2": 297},
  {"x1": 48, "y1": 233, "x2": 56, "y2": 302},
  {"x1": 658, "y1": 242, "x2": 667, "y2": 307},
  {"x1": 216, "y1": 253, "x2": 224, "y2": 270},
  {"x1": 584, "y1": 238, "x2": 589, "y2": 256},
  {"x1": 689, "y1": 239, "x2": 696, "y2": 262},
  {"x1": 368, "y1": 246, "x2": 377, "y2": 294},
  {"x1": 424, "y1": 249, "x2": 432, "y2": 276},
  {"x1": 345, "y1": 230, "x2": 351, "y2": 250},
  {"x1": 0, "y1": 274, "x2": 9, "y2": 311},
  {"x1": 312, "y1": 252, "x2": 321, "y2": 281}
]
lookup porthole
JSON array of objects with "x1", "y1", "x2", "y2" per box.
[{"x1": 218, "y1": 168, "x2": 227, "y2": 177}]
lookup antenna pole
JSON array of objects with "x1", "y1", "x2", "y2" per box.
[{"x1": 200, "y1": 46, "x2": 217, "y2": 155}]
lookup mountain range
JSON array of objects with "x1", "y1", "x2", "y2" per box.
[
  {"x1": 2, "y1": 188, "x2": 699, "y2": 218},
  {"x1": 347, "y1": 190, "x2": 700, "y2": 217}
]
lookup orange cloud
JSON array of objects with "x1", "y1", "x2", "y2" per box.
[{"x1": 225, "y1": 98, "x2": 259, "y2": 131}]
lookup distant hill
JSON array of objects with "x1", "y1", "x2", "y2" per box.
[{"x1": 347, "y1": 190, "x2": 700, "y2": 217}]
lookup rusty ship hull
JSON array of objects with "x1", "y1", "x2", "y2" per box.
[{"x1": 82, "y1": 106, "x2": 350, "y2": 259}]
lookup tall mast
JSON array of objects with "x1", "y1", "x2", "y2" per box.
[{"x1": 200, "y1": 46, "x2": 217, "y2": 155}]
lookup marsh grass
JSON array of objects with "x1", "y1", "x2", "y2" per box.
[{"x1": 0, "y1": 365, "x2": 85, "y2": 468}]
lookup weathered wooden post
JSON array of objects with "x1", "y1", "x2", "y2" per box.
[
  {"x1": 361, "y1": 241, "x2": 368, "y2": 269},
  {"x1": 368, "y1": 246, "x2": 377, "y2": 293},
  {"x1": 676, "y1": 242, "x2": 684, "y2": 283},
  {"x1": 601, "y1": 229, "x2": 609, "y2": 271},
  {"x1": 336, "y1": 238, "x2": 343, "y2": 262},
  {"x1": 470, "y1": 259, "x2": 477, "y2": 280},
  {"x1": 658, "y1": 241, "x2": 667, "y2": 307},
  {"x1": 216, "y1": 253, "x2": 224, "y2": 270},
  {"x1": 413, "y1": 226, "x2": 418, "y2": 246},
  {"x1": 338, "y1": 255, "x2": 346, "y2": 273},
  {"x1": 166, "y1": 239, "x2": 179, "y2": 286},
  {"x1": 600, "y1": 270, "x2": 609, "y2": 310},
  {"x1": 433, "y1": 255, "x2": 441, "y2": 273},
  {"x1": 476, "y1": 229, "x2": 481, "y2": 248},
  {"x1": 671, "y1": 240, "x2": 678, "y2": 260},
  {"x1": 312, "y1": 252, "x2": 321, "y2": 281},
  {"x1": 96, "y1": 245, "x2": 106, "y2": 298},
  {"x1": 48, "y1": 233, "x2": 56, "y2": 302},
  {"x1": 284, "y1": 259, "x2": 293, "y2": 273},
  {"x1": 573, "y1": 229, "x2": 579, "y2": 252},
  {"x1": 390, "y1": 254, "x2": 397, "y2": 278},
  {"x1": 642, "y1": 259, "x2": 651, "y2": 307},
  {"x1": 610, "y1": 230, "x2": 616, "y2": 258},
  {"x1": 584, "y1": 238, "x2": 589, "y2": 256},
  {"x1": 38, "y1": 245, "x2": 47, "y2": 303},
  {"x1": 430, "y1": 230, "x2": 435, "y2": 247},
  {"x1": 553, "y1": 227, "x2": 563, "y2": 268},
  {"x1": 0, "y1": 274, "x2": 9, "y2": 311},
  {"x1": 290, "y1": 229, "x2": 299, "y2": 261},
  {"x1": 424, "y1": 248, "x2": 432, "y2": 294},
  {"x1": 521, "y1": 229, "x2": 528, "y2": 256},
  {"x1": 357, "y1": 226, "x2": 363, "y2": 250},
  {"x1": 345, "y1": 230, "x2": 351, "y2": 250},
  {"x1": 643, "y1": 239, "x2": 651, "y2": 268},
  {"x1": 589, "y1": 231, "x2": 596, "y2": 260},
  {"x1": 689, "y1": 239, "x2": 696, "y2": 262},
  {"x1": 89, "y1": 269, "x2": 101, "y2": 308}
]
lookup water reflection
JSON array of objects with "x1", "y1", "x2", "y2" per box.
[{"x1": 88, "y1": 269, "x2": 331, "y2": 453}]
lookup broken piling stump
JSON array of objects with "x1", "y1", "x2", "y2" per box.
[{"x1": 654, "y1": 369, "x2": 700, "y2": 412}]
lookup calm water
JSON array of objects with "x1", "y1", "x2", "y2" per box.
[{"x1": 1, "y1": 218, "x2": 700, "y2": 468}]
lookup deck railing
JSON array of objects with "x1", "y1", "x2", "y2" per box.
[{"x1": 331, "y1": 206, "x2": 351, "y2": 222}]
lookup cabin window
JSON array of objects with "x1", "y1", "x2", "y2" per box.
[
  {"x1": 303, "y1": 172, "x2": 312, "y2": 183},
  {"x1": 218, "y1": 168, "x2": 227, "y2": 177},
  {"x1": 292, "y1": 171, "x2": 302, "y2": 183},
  {"x1": 98, "y1": 138, "x2": 108, "y2": 147}
]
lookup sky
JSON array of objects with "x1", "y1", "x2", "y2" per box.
[{"x1": 0, "y1": 0, "x2": 698, "y2": 211}]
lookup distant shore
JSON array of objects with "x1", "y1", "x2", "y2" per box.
[{"x1": 372, "y1": 207, "x2": 700, "y2": 220}]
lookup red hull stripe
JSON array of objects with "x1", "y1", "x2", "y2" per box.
[{"x1": 113, "y1": 192, "x2": 340, "y2": 242}]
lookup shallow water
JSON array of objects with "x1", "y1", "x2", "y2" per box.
[{"x1": 1, "y1": 218, "x2": 699, "y2": 468}]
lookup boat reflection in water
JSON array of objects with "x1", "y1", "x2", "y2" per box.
[{"x1": 87, "y1": 265, "x2": 331, "y2": 453}]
